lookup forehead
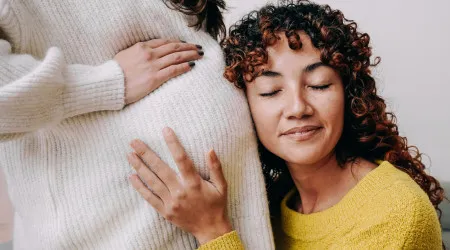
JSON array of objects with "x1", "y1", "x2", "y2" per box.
[{"x1": 265, "y1": 31, "x2": 321, "y2": 68}]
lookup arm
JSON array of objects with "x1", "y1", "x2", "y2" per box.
[
  {"x1": 0, "y1": 0, "x2": 204, "y2": 134},
  {"x1": 0, "y1": 37, "x2": 204, "y2": 135},
  {"x1": 127, "y1": 127, "x2": 244, "y2": 249},
  {"x1": 0, "y1": 39, "x2": 124, "y2": 134}
]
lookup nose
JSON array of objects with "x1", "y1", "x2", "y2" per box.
[{"x1": 283, "y1": 89, "x2": 313, "y2": 119}]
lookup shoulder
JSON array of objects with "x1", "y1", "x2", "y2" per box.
[
  {"x1": 369, "y1": 161, "x2": 435, "y2": 215},
  {"x1": 365, "y1": 162, "x2": 442, "y2": 248}
]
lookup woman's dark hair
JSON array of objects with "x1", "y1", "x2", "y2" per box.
[
  {"x1": 164, "y1": 0, "x2": 227, "y2": 40},
  {"x1": 222, "y1": 0, "x2": 445, "y2": 221}
]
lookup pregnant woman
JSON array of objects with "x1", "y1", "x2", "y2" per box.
[{"x1": 0, "y1": 0, "x2": 274, "y2": 249}]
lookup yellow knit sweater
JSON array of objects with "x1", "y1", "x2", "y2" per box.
[{"x1": 199, "y1": 161, "x2": 442, "y2": 249}]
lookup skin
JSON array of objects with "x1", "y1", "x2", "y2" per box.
[
  {"x1": 127, "y1": 32, "x2": 377, "y2": 244},
  {"x1": 128, "y1": 128, "x2": 231, "y2": 245},
  {"x1": 115, "y1": 39, "x2": 204, "y2": 104},
  {"x1": 246, "y1": 32, "x2": 376, "y2": 214}
]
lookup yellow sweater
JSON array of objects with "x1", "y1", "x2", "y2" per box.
[{"x1": 199, "y1": 161, "x2": 442, "y2": 249}]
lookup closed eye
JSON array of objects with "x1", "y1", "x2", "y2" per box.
[
  {"x1": 310, "y1": 84, "x2": 331, "y2": 90},
  {"x1": 260, "y1": 90, "x2": 281, "y2": 97}
]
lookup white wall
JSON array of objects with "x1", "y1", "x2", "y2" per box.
[{"x1": 224, "y1": 0, "x2": 450, "y2": 181}]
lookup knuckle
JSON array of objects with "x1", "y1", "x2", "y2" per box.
[
  {"x1": 174, "y1": 153, "x2": 189, "y2": 163},
  {"x1": 169, "y1": 202, "x2": 181, "y2": 213},
  {"x1": 137, "y1": 42, "x2": 147, "y2": 52},
  {"x1": 180, "y1": 63, "x2": 189, "y2": 71},
  {"x1": 172, "y1": 43, "x2": 181, "y2": 51},
  {"x1": 145, "y1": 158, "x2": 158, "y2": 169},
  {"x1": 136, "y1": 42, "x2": 145, "y2": 48},
  {"x1": 170, "y1": 66, "x2": 180, "y2": 76},
  {"x1": 173, "y1": 53, "x2": 182, "y2": 63},
  {"x1": 174, "y1": 190, "x2": 187, "y2": 200},
  {"x1": 144, "y1": 51, "x2": 154, "y2": 61},
  {"x1": 188, "y1": 180, "x2": 201, "y2": 190}
]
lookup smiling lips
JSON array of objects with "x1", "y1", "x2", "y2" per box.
[{"x1": 280, "y1": 126, "x2": 323, "y2": 141}]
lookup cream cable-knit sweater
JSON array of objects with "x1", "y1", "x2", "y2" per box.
[{"x1": 0, "y1": 1, "x2": 274, "y2": 249}]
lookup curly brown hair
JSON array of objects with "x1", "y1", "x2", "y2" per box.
[{"x1": 222, "y1": 0, "x2": 445, "y2": 217}]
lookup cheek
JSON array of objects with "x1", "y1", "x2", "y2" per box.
[
  {"x1": 247, "y1": 97, "x2": 279, "y2": 143},
  {"x1": 320, "y1": 91, "x2": 345, "y2": 135}
]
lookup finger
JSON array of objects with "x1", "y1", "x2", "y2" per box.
[
  {"x1": 141, "y1": 38, "x2": 180, "y2": 49},
  {"x1": 127, "y1": 152, "x2": 170, "y2": 200},
  {"x1": 130, "y1": 140, "x2": 180, "y2": 191},
  {"x1": 156, "y1": 50, "x2": 202, "y2": 70},
  {"x1": 129, "y1": 174, "x2": 165, "y2": 212},
  {"x1": 206, "y1": 150, "x2": 227, "y2": 194},
  {"x1": 162, "y1": 127, "x2": 198, "y2": 180},
  {"x1": 155, "y1": 62, "x2": 194, "y2": 84},
  {"x1": 151, "y1": 42, "x2": 203, "y2": 59}
]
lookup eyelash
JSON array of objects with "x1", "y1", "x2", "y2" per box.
[
  {"x1": 260, "y1": 90, "x2": 281, "y2": 97},
  {"x1": 259, "y1": 84, "x2": 331, "y2": 97},
  {"x1": 310, "y1": 84, "x2": 331, "y2": 90}
]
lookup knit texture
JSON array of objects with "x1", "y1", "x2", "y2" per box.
[
  {"x1": 198, "y1": 231, "x2": 244, "y2": 250},
  {"x1": 0, "y1": 0, "x2": 274, "y2": 249},
  {"x1": 203, "y1": 161, "x2": 442, "y2": 249}
]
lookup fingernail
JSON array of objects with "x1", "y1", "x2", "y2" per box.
[
  {"x1": 196, "y1": 44, "x2": 202, "y2": 49},
  {"x1": 210, "y1": 150, "x2": 218, "y2": 162},
  {"x1": 188, "y1": 61, "x2": 195, "y2": 68},
  {"x1": 130, "y1": 139, "x2": 142, "y2": 150},
  {"x1": 162, "y1": 127, "x2": 172, "y2": 136},
  {"x1": 198, "y1": 50, "x2": 204, "y2": 56}
]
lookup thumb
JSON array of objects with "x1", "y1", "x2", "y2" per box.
[{"x1": 206, "y1": 149, "x2": 227, "y2": 193}]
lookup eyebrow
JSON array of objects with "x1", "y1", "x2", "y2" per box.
[
  {"x1": 304, "y1": 62, "x2": 328, "y2": 73},
  {"x1": 258, "y1": 61, "x2": 328, "y2": 78}
]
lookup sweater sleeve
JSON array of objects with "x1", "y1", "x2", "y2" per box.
[
  {"x1": 0, "y1": 39, "x2": 125, "y2": 134},
  {"x1": 197, "y1": 231, "x2": 244, "y2": 250}
]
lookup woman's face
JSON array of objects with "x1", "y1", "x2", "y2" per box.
[{"x1": 246, "y1": 32, "x2": 345, "y2": 167}]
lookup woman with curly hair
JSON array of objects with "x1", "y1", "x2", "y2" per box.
[{"x1": 127, "y1": 0, "x2": 444, "y2": 249}]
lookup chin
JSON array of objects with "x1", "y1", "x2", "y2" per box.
[{"x1": 279, "y1": 147, "x2": 329, "y2": 166}]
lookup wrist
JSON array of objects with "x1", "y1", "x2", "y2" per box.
[{"x1": 194, "y1": 220, "x2": 233, "y2": 245}]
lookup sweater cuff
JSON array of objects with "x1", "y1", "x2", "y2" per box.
[
  {"x1": 63, "y1": 60, "x2": 125, "y2": 118},
  {"x1": 197, "y1": 231, "x2": 244, "y2": 250}
]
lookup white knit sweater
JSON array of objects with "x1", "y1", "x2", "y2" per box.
[{"x1": 0, "y1": 1, "x2": 274, "y2": 249}]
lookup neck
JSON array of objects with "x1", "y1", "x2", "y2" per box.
[{"x1": 286, "y1": 153, "x2": 356, "y2": 214}]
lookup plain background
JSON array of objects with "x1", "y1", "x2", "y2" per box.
[
  {"x1": 225, "y1": 0, "x2": 450, "y2": 182},
  {"x1": 1, "y1": 0, "x2": 449, "y2": 248}
]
